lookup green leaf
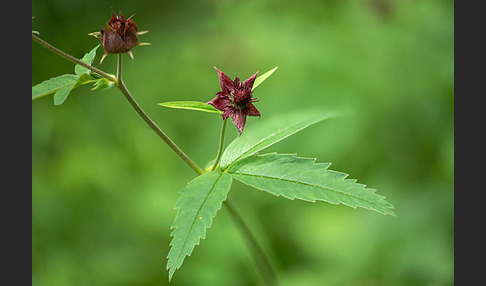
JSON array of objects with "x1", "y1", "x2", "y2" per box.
[
  {"x1": 53, "y1": 82, "x2": 75, "y2": 105},
  {"x1": 32, "y1": 74, "x2": 78, "y2": 100},
  {"x1": 75, "y1": 45, "x2": 99, "y2": 75},
  {"x1": 220, "y1": 111, "x2": 334, "y2": 168},
  {"x1": 204, "y1": 158, "x2": 216, "y2": 173},
  {"x1": 74, "y1": 73, "x2": 97, "y2": 88},
  {"x1": 33, "y1": 46, "x2": 107, "y2": 104},
  {"x1": 53, "y1": 74, "x2": 98, "y2": 105},
  {"x1": 252, "y1": 66, "x2": 278, "y2": 90},
  {"x1": 167, "y1": 171, "x2": 233, "y2": 281},
  {"x1": 157, "y1": 67, "x2": 277, "y2": 114},
  {"x1": 227, "y1": 153, "x2": 395, "y2": 216},
  {"x1": 158, "y1": 101, "x2": 222, "y2": 114},
  {"x1": 91, "y1": 77, "x2": 116, "y2": 91}
]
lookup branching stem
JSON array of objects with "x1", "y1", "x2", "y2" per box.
[
  {"x1": 33, "y1": 34, "x2": 277, "y2": 285},
  {"x1": 32, "y1": 33, "x2": 117, "y2": 82},
  {"x1": 211, "y1": 119, "x2": 278, "y2": 285},
  {"x1": 116, "y1": 54, "x2": 204, "y2": 175}
]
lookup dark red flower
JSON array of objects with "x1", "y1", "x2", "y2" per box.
[
  {"x1": 207, "y1": 67, "x2": 260, "y2": 134},
  {"x1": 90, "y1": 10, "x2": 149, "y2": 63}
]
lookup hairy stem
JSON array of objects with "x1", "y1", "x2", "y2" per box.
[
  {"x1": 116, "y1": 54, "x2": 204, "y2": 175},
  {"x1": 210, "y1": 119, "x2": 228, "y2": 171}
]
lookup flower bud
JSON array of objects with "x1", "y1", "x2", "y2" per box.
[{"x1": 90, "y1": 10, "x2": 149, "y2": 63}]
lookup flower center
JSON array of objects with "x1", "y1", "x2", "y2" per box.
[
  {"x1": 110, "y1": 21, "x2": 125, "y2": 36},
  {"x1": 233, "y1": 90, "x2": 252, "y2": 107}
]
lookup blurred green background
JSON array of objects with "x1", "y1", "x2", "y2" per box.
[{"x1": 32, "y1": 0, "x2": 454, "y2": 285}]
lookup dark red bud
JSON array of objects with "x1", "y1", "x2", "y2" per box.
[{"x1": 101, "y1": 11, "x2": 139, "y2": 54}]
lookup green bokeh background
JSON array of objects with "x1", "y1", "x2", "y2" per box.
[{"x1": 32, "y1": 0, "x2": 454, "y2": 285}]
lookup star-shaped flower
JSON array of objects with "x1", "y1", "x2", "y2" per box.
[{"x1": 207, "y1": 67, "x2": 260, "y2": 134}]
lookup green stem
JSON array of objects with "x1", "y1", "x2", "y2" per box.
[
  {"x1": 210, "y1": 119, "x2": 277, "y2": 285},
  {"x1": 209, "y1": 119, "x2": 278, "y2": 283},
  {"x1": 210, "y1": 119, "x2": 228, "y2": 171},
  {"x1": 223, "y1": 200, "x2": 278, "y2": 286},
  {"x1": 33, "y1": 34, "x2": 276, "y2": 285},
  {"x1": 116, "y1": 54, "x2": 204, "y2": 175},
  {"x1": 32, "y1": 33, "x2": 117, "y2": 83}
]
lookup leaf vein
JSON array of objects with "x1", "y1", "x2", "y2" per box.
[
  {"x1": 230, "y1": 171, "x2": 385, "y2": 209},
  {"x1": 172, "y1": 172, "x2": 223, "y2": 263},
  {"x1": 229, "y1": 123, "x2": 306, "y2": 166}
]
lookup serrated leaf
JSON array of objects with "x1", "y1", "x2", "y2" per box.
[
  {"x1": 220, "y1": 111, "x2": 334, "y2": 168},
  {"x1": 252, "y1": 66, "x2": 278, "y2": 90},
  {"x1": 167, "y1": 171, "x2": 233, "y2": 281},
  {"x1": 75, "y1": 45, "x2": 99, "y2": 75},
  {"x1": 158, "y1": 101, "x2": 222, "y2": 114},
  {"x1": 227, "y1": 153, "x2": 395, "y2": 216},
  {"x1": 32, "y1": 74, "x2": 78, "y2": 100}
]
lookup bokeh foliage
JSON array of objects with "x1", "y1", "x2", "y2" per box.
[{"x1": 32, "y1": 0, "x2": 454, "y2": 285}]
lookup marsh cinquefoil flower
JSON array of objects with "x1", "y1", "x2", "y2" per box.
[
  {"x1": 90, "y1": 10, "x2": 149, "y2": 63},
  {"x1": 207, "y1": 67, "x2": 260, "y2": 134}
]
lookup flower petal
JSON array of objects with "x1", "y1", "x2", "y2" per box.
[
  {"x1": 234, "y1": 77, "x2": 240, "y2": 89},
  {"x1": 214, "y1": 67, "x2": 235, "y2": 94},
  {"x1": 118, "y1": 10, "x2": 127, "y2": 23},
  {"x1": 109, "y1": 11, "x2": 117, "y2": 24},
  {"x1": 241, "y1": 71, "x2": 258, "y2": 90},
  {"x1": 127, "y1": 17, "x2": 138, "y2": 31},
  {"x1": 222, "y1": 106, "x2": 234, "y2": 120},
  {"x1": 124, "y1": 23, "x2": 139, "y2": 50},
  {"x1": 215, "y1": 91, "x2": 227, "y2": 98},
  {"x1": 102, "y1": 25, "x2": 127, "y2": 53},
  {"x1": 246, "y1": 103, "x2": 261, "y2": 117},
  {"x1": 230, "y1": 108, "x2": 247, "y2": 134},
  {"x1": 207, "y1": 96, "x2": 231, "y2": 112}
]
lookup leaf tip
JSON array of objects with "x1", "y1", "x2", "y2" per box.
[{"x1": 168, "y1": 268, "x2": 176, "y2": 282}]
